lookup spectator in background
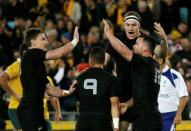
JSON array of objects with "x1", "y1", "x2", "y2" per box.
[
  {"x1": 74, "y1": 62, "x2": 90, "y2": 78},
  {"x1": 80, "y1": 0, "x2": 107, "y2": 33},
  {"x1": 61, "y1": 32, "x2": 72, "y2": 44},
  {"x1": 137, "y1": 1, "x2": 154, "y2": 34},
  {"x1": 159, "y1": 0, "x2": 180, "y2": 35},
  {"x1": 147, "y1": 0, "x2": 160, "y2": 21},
  {"x1": 167, "y1": 30, "x2": 182, "y2": 55},
  {"x1": 12, "y1": 16, "x2": 26, "y2": 50},
  {"x1": 46, "y1": 29, "x2": 62, "y2": 50},
  {"x1": 45, "y1": 20, "x2": 55, "y2": 33},
  {"x1": 66, "y1": 20, "x2": 74, "y2": 35},
  {"x1": 56, "y1": 18, "x2": 66, "y2": 41},
  {"x1": 62, "y1": 0, "x2": 82, "y2": 25},
  {"x1": 0, "y1": 15, "x2": 13, "y2": 65},
  {"x1": 87, "y1": 26, "x2": 105, "y2": 49},
  {"x1": 72, "y1": 33, "x2": 90, "y2": 65},
  {"x1": 104, "y1": 0, "x2": 117, "y2": 25},
  {"x1": 175, "y1": 38, "x2": 191, "y2": 62},
  {"x1": 177, "y1": 21, "x2": 189, "y2": 38},
  {"x1": 4, "y1": 0, "x2": 24, "y2": 22}
]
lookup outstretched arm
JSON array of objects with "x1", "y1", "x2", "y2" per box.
[
  {"x1": 154, "y1": 22, "x2": 168, "y2": 57},
  {"x1": 46, "y1": 27, "x2": 79, "y2": 59},
  {"x1": 103, "y1": 19, "x2": 133, "y2": 62},
  {"x1": 0, "y1": 72, "x2": 21, "y2": 101},
  {"x1": 46, "y1": 80, "x2": 77, "y2": 97}
]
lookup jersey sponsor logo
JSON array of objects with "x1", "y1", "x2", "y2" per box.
[
  {"x1": 37, "y1": 126, "x2": 43, "y2": 131},
  {"x1": 158, "y1": 93, "x2": 170, "y2": 98},
  {"x1": 83, "y1": 79, "x2": 97, "y2": 95}
]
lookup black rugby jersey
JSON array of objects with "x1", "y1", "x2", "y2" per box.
[
  {"x1": 20, "y1": 48, "x2": 48, "y2": 107},
  {"x1": 131, "y1": 53, "x2": 162, "y2": 130},
  {"x1": 106, "y1": 31, "x2": 137, "y2": 101},
  {"x1": 75, "y1": 68, "x2": 118, "y2": 116}
]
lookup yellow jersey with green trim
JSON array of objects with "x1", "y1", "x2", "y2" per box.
[{"x1": 6, "y1": 59, "x2": 22, "y2": 109}]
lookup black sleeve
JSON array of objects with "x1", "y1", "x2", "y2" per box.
[
  {"x1": 131, "y1": 53, "x2": 147, "y2": 67},
  {"x1": 29, "y1": 49, "x2": 47, "y2": 61},
  {"x1": 105, "y1": 42, "x2": 114, "y2": 56},
  {"x1": 110, "y1": 76, "x2": 118, "y2": 97}
]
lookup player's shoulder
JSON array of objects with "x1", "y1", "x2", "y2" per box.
[
  {"x1": 170, "y1": 68, "x2": 182, "y2": 79},
  {"x1": 77, "y1": 68, "x2": 115, "y2": 79},
  {"x1": 7, "y1": 59, "x2": 21, "y2": 69}
]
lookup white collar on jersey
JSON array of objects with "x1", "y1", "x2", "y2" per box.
[
  {"x1": 17, "y1": 58, "x2": 21, "y2": 62},
  {"x1": 162, "y1": 64, "x2": 170, "y2": 73}
]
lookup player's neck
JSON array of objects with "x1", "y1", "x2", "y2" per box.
[
  {"x1": 142, "y1": 51, "x2": 152, "y2": 57},
  {"x1": 91, "y1": 64, "x2": 103, "y2": 69},
  {"x1": 160, "y1": 63, "x2": 166, "y2": 72}
]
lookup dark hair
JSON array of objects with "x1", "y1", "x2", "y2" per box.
[
  {"x1": 24, "y1": 28, "x2": 43, "y2": 47},
  {"x1": 89, "y1": 47, "x2": 105, "y2": 64},
  {"x1": 140, "y1": 34, "x2": 157, "y2": 56}
]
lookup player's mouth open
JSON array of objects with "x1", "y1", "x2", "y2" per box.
[{"x1": 128, "y1": 32, "x2": 134, "y2": 35}]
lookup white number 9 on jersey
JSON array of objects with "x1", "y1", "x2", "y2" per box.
[{"x1": 84, "y1": 79, "x2": 97, "y2": 95}]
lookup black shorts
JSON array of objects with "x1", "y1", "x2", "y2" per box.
[
  {"x1": 17, "y1": 105, "x2": 47, "y2": 131},
  {"x1": 76, "y1": 115, "x2": 113, "y2": 131}
]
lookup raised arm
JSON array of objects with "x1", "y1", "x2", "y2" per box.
[
  {"x1": 154, "y1": 22, "x2": 168, "y2": 57},
  {"x1": 46, "y1": 26, "x2": 79, "y2": 59},
  {"x1": 103, "y1": 20, "x2": 133, "y2": 62},
  {"x1": 0, "y1": 72, "x2": 21, "y2": 101},
  {"x1": 110, "y1": 96, "x2": 120, "y2": 131}
]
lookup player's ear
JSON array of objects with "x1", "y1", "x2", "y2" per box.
[
  {"x1": 158, "y1": 58, "x2": 163, "y2": 65},
  {"x1": 31, "y1": 39, "x2": 36, "y2": 47}
]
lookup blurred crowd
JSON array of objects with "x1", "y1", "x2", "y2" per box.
[{"x1": 0, "y1": 0, "x2": 191, "y2": 127}]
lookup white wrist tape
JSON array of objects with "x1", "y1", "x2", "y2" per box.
[
  {"x1": 113, "y1": 118, "x2": 119, "y2": 129},
  {"x1": 63, "y1": 90, "x2": 70, "y2": 96},
  {"x1": 71, "y1": 39, "x2": 78, "y2": 47}
]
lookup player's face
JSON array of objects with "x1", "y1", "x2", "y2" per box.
[
  {"x1": 133, "y1": 37, "x2": 145, "y2": 55},
  {"x1": 124, "y1": 20, "x2": 140, "y2": 40},
  {"x1": 34, "y1": 33, "x2": 49, "y2": 51}
]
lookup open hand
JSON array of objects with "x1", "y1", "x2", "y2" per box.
[
  {"x1": 69, "y1": 80, "x2": 77, "y2": 94},
  {"x1": 120, "y1": 103, "x2": 128, "y2": 115},
  {"x1": 173, "y1": 114, "x2": 181, "y2": 125},
  {"x1": 73, "y1": 26, "x2": 79, "y2": 41},
  {"x1": 102, "y1": 19, "x2": 110, "y2": 36},
  {"x1": 154, "y1": 22, "x2": 167, "y2": 40}
]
